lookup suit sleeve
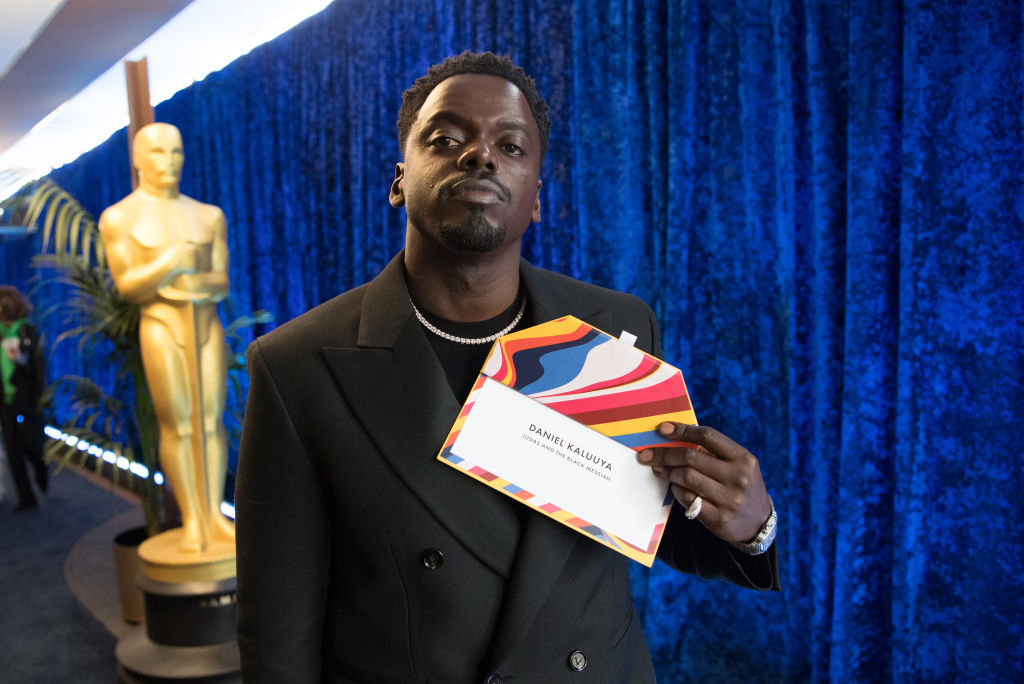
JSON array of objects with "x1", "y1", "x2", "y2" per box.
[
  {"x1": 656, "y1": 505, "x2": 779, "y2": 590},
  {"x1": 235, "y1": 339, "x2": 332, "y2": 682}
]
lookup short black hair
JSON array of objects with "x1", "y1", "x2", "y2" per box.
[{"x1": 397, "y1": 51, "x2": 551, "y2": 161}]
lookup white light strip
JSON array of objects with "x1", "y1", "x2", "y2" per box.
[
  {"x1": 44, "y1": 424, "x2": 233, "y2": 518},
  {"x1": 44, "y1": 423, "x2": 157, "y2": 482},
  {"x1": 0, "y1": 0, "x2": 334, "y2": 201}
]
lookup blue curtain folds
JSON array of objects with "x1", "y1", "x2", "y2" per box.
[{"x1": 14, "y1": 0, "x2": 1021, "y2": 681}]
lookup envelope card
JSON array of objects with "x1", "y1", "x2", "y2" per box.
[{"x1": 438, "y1": 316, "x2": 696, "y2": 566}]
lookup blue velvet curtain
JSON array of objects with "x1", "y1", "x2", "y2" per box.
[{"x1": 8, "y1": 0, "x2": 1022, "y2": 681}]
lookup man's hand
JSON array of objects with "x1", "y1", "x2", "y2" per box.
[{"x1": 637, "y1": 422, "x2": 772, "y2": 543}]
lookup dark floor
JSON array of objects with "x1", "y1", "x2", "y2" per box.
[{"x1": 0, "y1": 462, "x2": 145, "y2": 683}]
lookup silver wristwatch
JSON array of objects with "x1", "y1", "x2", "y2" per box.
[{"x1": 729, "y1": 496, "x2": 777, "y2": 555}]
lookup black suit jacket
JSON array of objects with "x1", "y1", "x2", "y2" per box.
[
  {"x1": 5, "y1": 321, "x2": 44, "y2": 416},
  {"x1": 235, "y1": 253, "x2": 778, "y2": 683}
]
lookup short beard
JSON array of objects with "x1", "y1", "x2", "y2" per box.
[{"x1": 437, "y1": 213, "x2": 506, "y2": 253}]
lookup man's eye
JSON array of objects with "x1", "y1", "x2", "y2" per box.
[
  {"x1": 430, "y1": 136, "x2": 459, "y2": 149},
  {"x1": 501, "y1": 143, "x2": 524, "y2": 156}
]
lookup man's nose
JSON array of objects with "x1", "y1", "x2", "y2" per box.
[{"x1": 457, "y1": 139, "x2": 497, "y2": 172}]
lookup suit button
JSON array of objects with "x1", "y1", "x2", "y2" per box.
[
  {"x1": 568, "y1": 649, "x2": 587, "y2": 671},
  {"x1": 421, "y1": 548, "x2": 444, "y2": 570},
  {"x1": 485, "y1": 675, "x2": 501, "y2": 684}
]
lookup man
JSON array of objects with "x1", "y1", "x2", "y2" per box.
[
  {"x1": 99, "y1": 123, "x2": 235, "y2": 553},
  {"x1": 236, "y1": 52, "x2": 778, "y2": 683}
]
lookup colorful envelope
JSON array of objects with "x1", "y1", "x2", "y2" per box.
[{"x1": 438, "y1": 315, "x2": 696, "y2": 566}]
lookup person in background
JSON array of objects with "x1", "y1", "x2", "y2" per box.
[{"x1": 0, "y1": 285, "x2": 47, "y2": 512}]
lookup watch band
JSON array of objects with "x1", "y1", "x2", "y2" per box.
[{"x1": 729, "y1": 496, "x2": 777, "y2": 556}]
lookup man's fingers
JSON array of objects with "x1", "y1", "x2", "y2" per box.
[
  {"x1": 641, "y1": 422, "x2": 772, "y2": 541},
  {"x1": 656, "y1": 422, "x2": 749, "y2": 463},
  {"x1": 652, "y1": 464, "x2": 729, "y2": 504},
  {"x1": 639, "y1": 443, "x2": 731, "y2": 484}
]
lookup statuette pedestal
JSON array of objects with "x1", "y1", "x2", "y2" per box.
[{"x1": 115, "y1": 537, "x2": 239, "y2": 683}]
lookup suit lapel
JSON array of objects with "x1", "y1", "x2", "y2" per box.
[
  {"x1": 479, "y1": 262, "x2": 620, "y2": 668},
  {"x1": 321, "y1": 254, "x2": 521, "y2": 577}
]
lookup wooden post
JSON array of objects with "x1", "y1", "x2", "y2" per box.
[
  {"x1": 123, "y1": 57, "x2": 173, "y2": 527},
  {"x1": 124, "y1": 58, "x2": 155, "y2": 190}
]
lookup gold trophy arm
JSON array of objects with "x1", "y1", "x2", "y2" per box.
[
  {"x1": 160, "y1": 208, "x2": 230, "y2": 302},
  {"x1": 99, "y1": 207, "x2": 193, "y2": 304}
]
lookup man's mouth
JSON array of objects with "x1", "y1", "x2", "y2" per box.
[{"x1": 445, "y1": 177, "x2": 510, "y2": 204}]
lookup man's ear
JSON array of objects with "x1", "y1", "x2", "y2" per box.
[
  {"x1": 531, "y1": 178, "x2": 542, "y2": 223},
  {"x1": 389, "y1": 163, "x2": 405, "y2": 208}
]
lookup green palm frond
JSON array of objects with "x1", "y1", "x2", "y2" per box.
[
  {"x1": 46, "y1": 375, "x2": 126, "y2": 425},
  {"x1": 33, "y1": 256, "x2": 140, "y2": 358},
  {"x1": 23, "y1": 178, "x2": 106, "y2": 268},
  {"x1": 225, "y1": 309, "x2": 273, "y2": 345}
]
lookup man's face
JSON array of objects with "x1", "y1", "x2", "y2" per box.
[
  {"x1": 390, "y1": 73, "x2": 542, "y2": 253},
  {"x1": 134, "y1": 124, "x2": 184, "y2": 189}
]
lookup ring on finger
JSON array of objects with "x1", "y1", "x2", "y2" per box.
[{"x1": 684, "y1": 495, "x2": 702, "y2": 520}]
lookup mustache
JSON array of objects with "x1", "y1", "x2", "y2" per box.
[{"x1": 439, "y1": 174, "x2": 511, "y2": 202}]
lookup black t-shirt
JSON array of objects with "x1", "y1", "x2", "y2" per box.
[{"x1": 414, "y1": 294, "x2": 530, "y2": 402}]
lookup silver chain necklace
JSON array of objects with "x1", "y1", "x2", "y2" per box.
[{"x1": 409, "y1": 295, "x2": 526, "y2": 345}]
